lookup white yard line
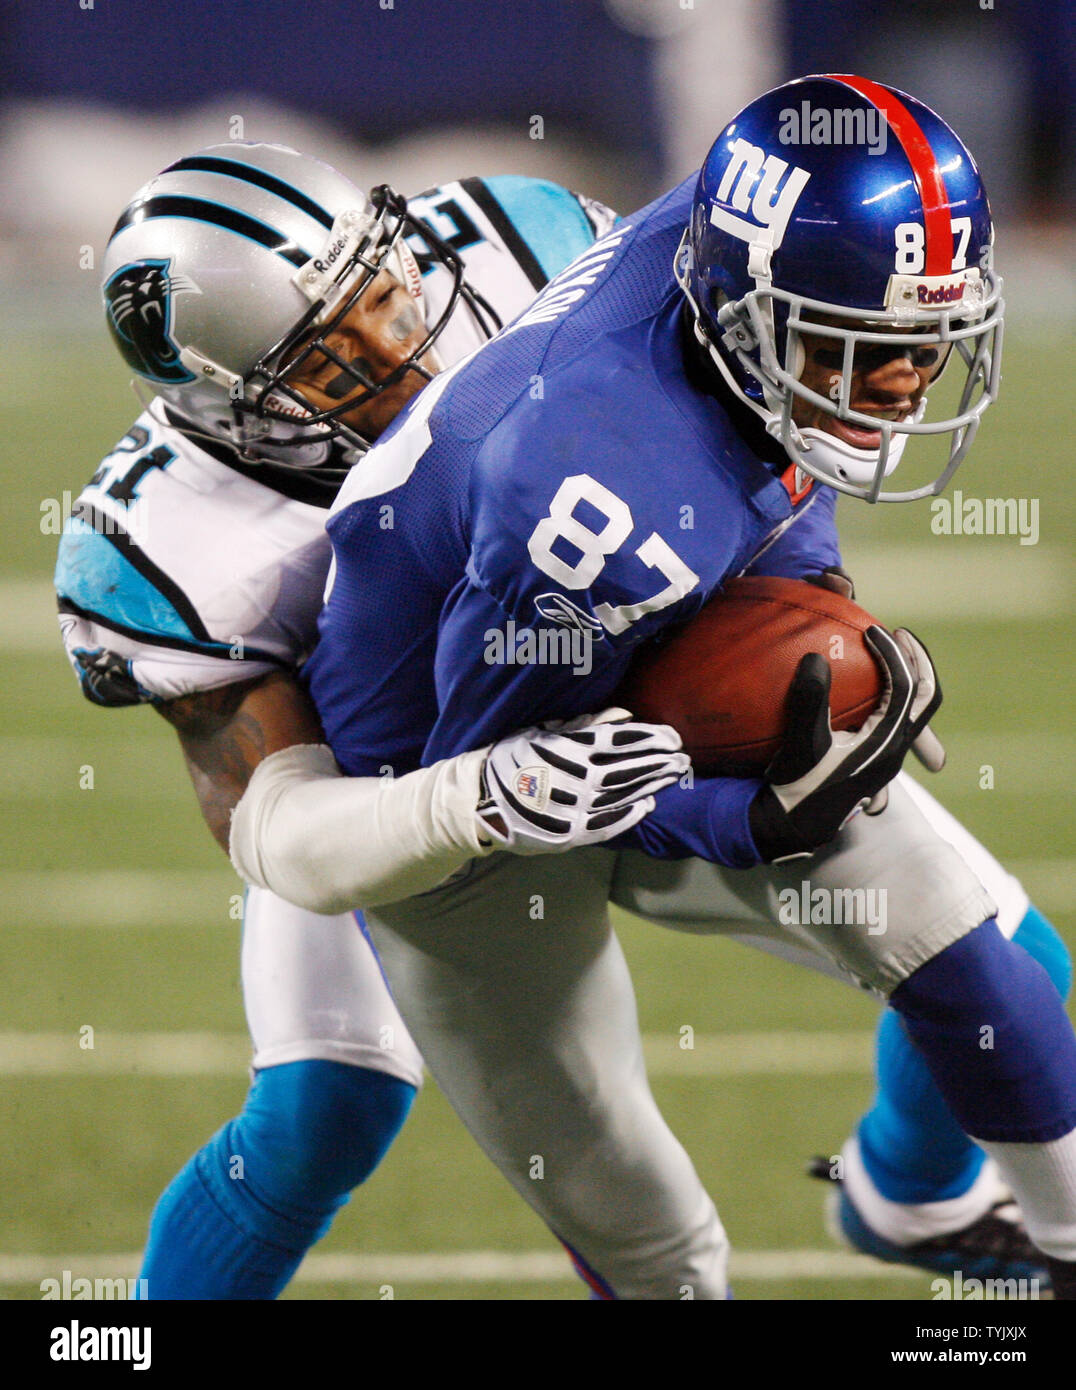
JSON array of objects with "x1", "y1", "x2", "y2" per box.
[
  {"x1": 0, "y1": 1030, "x2": 882, "y2": 1077},
  {"x1": 1, "y1": 872, "x2": 241, "y2": 927},
  {"x1": 0, "y1": 737, "x2": 181, "y2": 800},
  {"x1": 840, "y1": 544, "x2": 1073, "y2": 621},
  {"x1": 643, "y1": 1031, "x2": 876, "y2": 1076},
  {"x1": 0, "y1": 1032, "x2": 251, "y2": 1076},
  {"x1": 0, "y1": 579, "x2": 67, "y2": 653},
  {"x1": 2, "y1": 544, "x2": 1073, "y2": 660},
  {"x1": 3, "y1": 858, "x2": 1071, "y2": 928},
  {"x1": 4, "y1": 732, "x2": 1074, "y2": 801},
  {"x1": 0, "y1": 1248, "x2": 918, "y2": 1285},
  {"x1": 907, "y1": 736, "x2": 1076, "y2": 795}
]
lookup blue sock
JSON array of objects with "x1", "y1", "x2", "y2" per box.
[
  {"x1": 138, "y1": 1060, "x2": 415, "y2": 1299},
  {"x1": 858, "y1": 907, "x2": 1073, "y2": 1203}
]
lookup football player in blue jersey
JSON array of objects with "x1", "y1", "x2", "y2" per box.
[
  {"x1": 231, "y1": 76, "x2": 1076, "y2": 1298},
  {"x1": 61, "y1": 123, "x2": 1068, "y2": 1300}
]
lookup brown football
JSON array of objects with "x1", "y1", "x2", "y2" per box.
[{"x1": 617, "y1": 575, "x2": 886, "y2": 776}]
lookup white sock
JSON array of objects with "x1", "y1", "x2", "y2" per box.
[
  {"x1": 840, "y1": 1136, "x2": 1001, "y2": 1246},
  {"x1": 976, "y1": 1127, "x2": 1076, "y2": 1262}
]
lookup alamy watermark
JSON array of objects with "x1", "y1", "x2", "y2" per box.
[
  {"x1": 41, "y1": 490, "x2": 152, "y2": 546},
  {"x1": 930, "y1": 1270, "x2": 1040, "y2": 1301},
  {"x1": 779, "y1": 101, "x2": 887, "y2": 156},
  {"x1": 49, "y1": 1321, "x2": 151, "y2": 1370},
  {"x1": 41, "y1": 1269, "x2": 147, "y2": 1300},
  {"x1": 930, "y1": 491, "x2": 1039, "y2": 545},
  {"x1": 777, "y1": 881, "x2": 888, "y2": 935},
  {"x1": 484, "y1": 620, "x2": 594, "y2": 677}
]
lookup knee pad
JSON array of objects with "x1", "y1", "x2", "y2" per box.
[
  {"x1": 1013, "y1": 905, "x2": 1072, "y2": 1000},
  {"x1": 228, "y1": 1059, "x2": 416, "y2": 1217},
  {"x1": 891, "y1": 920, "x2": 1076, "y2": 1143}
]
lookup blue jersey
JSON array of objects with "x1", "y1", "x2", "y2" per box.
[{"x1": 307, "y1": 175, "x2": 841, "y2": 867}]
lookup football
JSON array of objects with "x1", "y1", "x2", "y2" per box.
[{"x1": 617, "y1": 575, "x2": 886, "y2": 776}]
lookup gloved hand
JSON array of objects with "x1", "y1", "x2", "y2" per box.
[
  {"x1": 477, "y1": 707, "x2": 689, "y2": 854},
  {"x1": 748, "y1": 625, "x2": 942, "y2": 862},
  {"x1": 804, "y1": 567, "x2": 946, "y2": 781}
]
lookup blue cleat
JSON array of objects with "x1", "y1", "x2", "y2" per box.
[{"x1": 808, "y1": 1156, "x2": 1051, "y2": 1287}]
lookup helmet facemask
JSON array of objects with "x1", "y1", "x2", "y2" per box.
[
  {"x1": 677, "y1": 235, "x2": 1005, "y2": 504},
  {"x1": 177, "y1": 186, "x2": 491, "y2": 471}
]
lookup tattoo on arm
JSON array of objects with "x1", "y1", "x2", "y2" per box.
[{"x1": 156, "y1": 671, "x2": 324, "y2": 853}]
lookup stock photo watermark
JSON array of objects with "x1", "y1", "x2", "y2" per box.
[
  {"x1": 777, "y1": 882, "x2": 888, "y2": 935},
  {"x1": 930, "y1": 1271, "x2": 1040, "y2": 1301},
  {"x1": 41, "y1": 1269, "x2": 147, "y2": 1301},
  {"x1": 779, "y1": 100, "x2": 887, "y2": 156},
  {"x1": 483, "y1": 619, "x2": 596, "y2": 676},
  {"x1": 48, "y1": 1320, "x2": 151, "y2": 1371},
  {"x1": 929, "y1": 491, "x2": 1039, "y2": 545}
]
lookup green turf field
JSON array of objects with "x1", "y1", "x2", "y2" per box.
[{"x1": 1, "y1": 317, "x2": 1071, "y2": 1301}]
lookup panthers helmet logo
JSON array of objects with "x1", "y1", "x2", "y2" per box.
[{"x1": 103, "y1": 259, "x2": 200, "y2": 384}]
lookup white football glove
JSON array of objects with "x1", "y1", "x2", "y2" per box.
[{"x1": 477, "y1": 707, "x2": 689, "y2": 854}]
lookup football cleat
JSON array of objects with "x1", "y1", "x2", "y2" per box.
[{"x1": 808, "y1": 1155, "x2": 1051, "y2": 1286}]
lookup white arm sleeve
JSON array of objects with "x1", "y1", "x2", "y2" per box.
[{"x1": 228, "y1": 743, "x2": 494, "y2": 914}]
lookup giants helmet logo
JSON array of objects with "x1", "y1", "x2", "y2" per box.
[
  {"x1": 103, "y1": 259, "x2": 200, "y2": 384},
  {"x1": 710, "y1": 138, "x2": 811, "y2": 254}
]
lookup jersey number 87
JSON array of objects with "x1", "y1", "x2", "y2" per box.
[{"x1": 526, "y1": 474, "x2": 699, "y2": 636}]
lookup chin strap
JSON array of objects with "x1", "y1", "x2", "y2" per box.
[
  {"x1": 796, "y1": 423, "x2": 910, "y2": 486},
  {"x1": 789, "y1": 390, "x2": 930, "y2": 491}
]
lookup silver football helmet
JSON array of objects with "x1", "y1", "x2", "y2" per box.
[{"x1": 101, "y1": 142, "x2": 478, "y2": 471}]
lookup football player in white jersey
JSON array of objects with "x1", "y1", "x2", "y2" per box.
[
  {"x1": 57, "y1": 144, "x2": 682, "y2": 1299},
  {"x1": 58, "y1": 140, "x2": 1067, "y2": 1299}
]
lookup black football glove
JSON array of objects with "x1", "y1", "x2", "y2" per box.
[
  {"x1": 748, "y1": 625, "x2": 942, "y2": 862},
  {"x1": 803, "y1": 564, "x2": 857, "y2": 601},
  {"x1": 804, "y1": 568, "x2": 946, "y2": 781}
]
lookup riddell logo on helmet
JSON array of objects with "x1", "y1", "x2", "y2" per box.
[
  {"x1": 917, "y1": 283, "x2": 966, "y2": 305},
  {"x1": 313, "y1": 236, "x2": 349, "y2": 274},
  {"x1": 397, "y1": 243, "x2": 424, "y2": 301},
  {"x1": 263, "y1": 393, "x2": 312, "y2": 420}
]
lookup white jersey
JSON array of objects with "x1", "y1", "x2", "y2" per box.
[{"x1": 57, "y1": 177, "x2": 614, "y2": 705}]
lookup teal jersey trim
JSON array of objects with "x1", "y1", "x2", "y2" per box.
[
  {"x1": 56, "y1": 515, "x2": 220, "y2": 649},
  {"x1": 482, "y1": 177, "x2": 598, "y2": 280}
]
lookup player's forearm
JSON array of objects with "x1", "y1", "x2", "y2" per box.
[
  {"x1": 228, "y1": 743, "x2": 493, "y2": 914},
  {"x1": 157, "y1": 671, "x2": 329, "y2": 856},
  {"x1": 613, "y1": 775, "x2": 764, "y2": 868},
  {"x1": 181, "y1": 747, "x2": 248, "y2": 853}
]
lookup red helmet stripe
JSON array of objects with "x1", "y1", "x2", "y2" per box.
[{"x1": 828, "y1": 74, "x2": 952, "y2": 275}]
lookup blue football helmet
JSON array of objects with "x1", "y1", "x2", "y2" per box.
[{"x1": 678, "y1": 74, "x2": 1004, "y2": 501}]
